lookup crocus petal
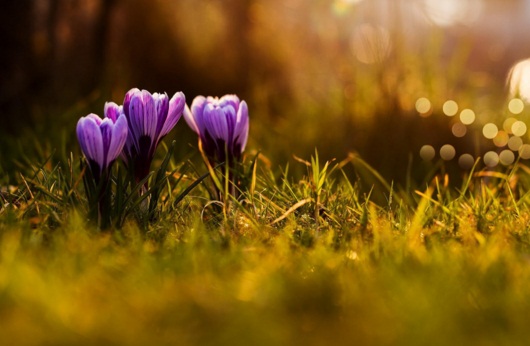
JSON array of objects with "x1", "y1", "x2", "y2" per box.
[
  {"x1": 183, "y1": 104, "x2": 199, "y2": 134},
  {"x1": 222, "y1": 104, "x2": 237, "y2": 144},
  {"x1": 104, "y1": 102, "x2": 122, "y2": 122},
  {"x1": 99, "y1": 118, "x2": 114, "y2": 164},
  {"x1": 86, "y1": 113, "x2": 103, "y2": 125},
  {"x1": 189, "y1": 96, "x2": 207, "y2": 135},
  {"x1": 123, "y1": 88, "x2": 140, "y2": 118},
  {"x1": 140, "y1": 90, "x2": 157, "y2": 141},
  {"x1": 153, "y1": 93, "x2": 170, "y2": 139},
  {"x1": 203, "y1": 104, "x2": 229, "y2": 141},
  {"x1": 219, "y1": 94, "x2": 240, "y2": 113},
  {"x1": 77, "y1": 115, "x2": 104, "y2": 169},
  {"x1": 107, "y1": 114, "x2": 128, "y2": 166},
  {"x1": 159, "y1": 91, "x2": 184, "y2": 139},
  {"x1": 234, "y1": 100, "x2": 249, "y2": 152}
]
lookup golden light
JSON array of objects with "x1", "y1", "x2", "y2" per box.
[
  {"x1": 508, "y1": 98, "x2": 524, "y2": 114},
  {"x1": 452, "y1": 123, "x2": 467, "y2": 137},
  {"x1": 520, "y1": 144, "x2": 530, "y2": 159},
  {"x1": 482, "y1": 123, "x2": 498, "y2": 139},
  {"x1": 493, "y1": 131, "x2": 509, "y2": 147},
  {"x1": 458, "y1": 154, "x2": 475, "y2": 170},
  {"x1": 421, "y1": 0, "x2": 482, "y2": 27},
  {"x1": 484, "y1": 151, "x2": 499, "y2": 168},
  {"x1": 442, "y1": 100, "x2": 458, "y2": 116},
  {"x1": 511, "y1": 120, "x2": 527, "y2": 137},
  {"x1": 508, "y1": 136, "x2": 523, "y2": 151},
  {"x1": 419, "y1": 145, "x2": 435, "y2": 161},
  {"x1": 332, "y1": 0, "x2": 363, "y2": 15},
  {"x1": 440, "y1": 144, "x2": 456, "y2": 161},
  {"x1": 415, "y1": 97, "x2": 432, "y2": 116},
  {"x1": 460, "y1": 109, "x2": 475, "y2": 125},
  {"x1": 499, "y1": 150, "x2": 515, "y2": 166},
  {"x1": 503, "y1": 117, "x2": 517, "y2": 134},
  {"x1": 351, "y1": 24, "x2": 391, "y2": 64},
  {"x1": 508, "y1": 59, "x2": 530, "y2": 103}
]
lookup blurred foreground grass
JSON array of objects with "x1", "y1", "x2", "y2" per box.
[{"x1": 2, "y1": 151, "x2": 530, "y2": 345}]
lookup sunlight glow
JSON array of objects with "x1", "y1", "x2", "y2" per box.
[
  {"x1": 458, "y1": 154, "x2": 474, "y2": 170},
  {"x1": 422, "y1": 0, "x2": 482, "y2": 27},
  {"x1": 484, "y1": 151, "x2": 499, "y2": 168},
  {"x1": 520, "y1": 144, "x2": 530, "y2": 159},
  {"x1": 443, "y1": 100, "x2": 458, "y2": 116},
  {"x1": 508, "y1": 136, "x2": 523, "y2": 151},
  {"x1": 493, "y1": 131, "x2": 509, "y2": 147},
  {"x1": 351, "y1": 24, "x2": 391, "y2": 64},
  {"x1": 499, "y1": 150, "x2": 515, "y2": 166},
  {"x1": 460, "y1": 109, "x2": 475, "y2": 125},
  {"x1": 420, "y1": 145, "x2": 435, "y2": 161},
  {"x1": 509, "y1": 59, "x2": 530, "y2": 103},
  {"x1": 440, "y1": 144, "x2": 455, "y2": 161},
  {"x1": 512, "y1": 121, "x2": 527, "y2": 137},
  {"x1": 482, "y1": 123, "x2": 498, "y2": 139},
  {"x1": 415, "y1": 97, "x2": 432, "y2": 116},
  {"x1": 452, "y1": 123, "x2": 467, "y2": 138},
  {"x1": 508, "y1": 98, "x2": 524, "y2": 114},
  {"x1": 503, "y1": 118, "x2": 517, "y2": 134},
  {"x1": 332, "y1": 0, "x2": 363, "y2": 15}
]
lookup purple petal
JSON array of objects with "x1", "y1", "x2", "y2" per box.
[
  {"x1": 203, "y1": 103, "x2": 229, "y2": 142},
  {"x1": 188, "y1": 96, "x2": 207, "y2": 135},
  {"x1": 77, "y1": 114, "x2": 104, "y2": 168},
  {"x1": 123, "y1": 88, "x2": 140, "y2": 118},
  {"x1": 153, "y1": 92, "x2": 170, "y2": 138},
  {"x1": 107, "y1": 114, "x2": 128, "y2": 166},
  {"x1": 159, "y1": 91, "x2": 184, "y2": 139},
  {"x1": 221, "y1": 104, "x2": 237, "y2": 143},
  {"x1": 219, "y1": 94, "x2": 240, "y2": 112},
  {"x1": 141, "y1": 90, "x2": 157, "y2": 140},
  {"x1": 183, "y1": 104, "x2": 199, "y2": 134},
  {"x1": 128, "y1": 93, "x2": 145, "y2": 148},
  {"x1": 86, "y1": 113, "x2": 103, "y2": 125},
  {"x1": 234, "y1": 100, "x2": 249, "y2": 152},
  {"x1": 104, "y1": 102, "x2": 122, "y2": 122},
  {"x1": 100, "y1": 118, "x2": 114, "y2": 164}
]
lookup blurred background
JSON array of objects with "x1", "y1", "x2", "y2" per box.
[{"x1": 3, "y1": 0, "x2": 530, "y2": 184}]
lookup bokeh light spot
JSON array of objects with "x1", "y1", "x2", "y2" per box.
[
  {"x1": 508, "y1": 136, "x2": 523, "y2": 151},
  {"x1": 499, "y1": 150, "x2": 515, "y2": 166},
  {"x1": 415, "y1": 97, "x2": 432, "y2": 116},
  {"x1": 440, "y1": 144, "x2": 456, "y2": 161},
  {"x1": 419, "y1": 145, "x2": 435, "y2": 161},
  {"x1": 484, "y1": 151, "x2": 499, "y2": 168},
  {"x1": 512, "y1": 121, "x2": 527, "y2": 137},
  {"x1": 351, "y1": 24, "x2": 391, "y2": 64},
  {"x1": 503, "y1": 117, "x2": 517, "y2": 134},
  {"x1": 493, "y1": 131, "x2": 509, "y2": 147},
  {"x1": 460, "y1": 109, "x2": 475, "y2": 125},
  {"x1": 508, "y1": 98, "x2": 524, "y2": 114},
  {"x1": 519, "y1": 144, "x2": 530, "y2": 159},
  {"x1": 451, "y1": 123, "x2": 467, "y2": 137},
  {"x1": 458, "y1": 154, "x2": 474, "y2": 170},
  {"x1": 443, "y1": 100, "x2": 458, "y2": 116},
  {"x1": 482, "y1": 123, "x2": 498, "y2": 139},
  {"x1": 509, "y1": 59, "x2": 530, "y2": 103},
  {"x1": 422, "y1": 0, "x2": 482, "y2": 27}
]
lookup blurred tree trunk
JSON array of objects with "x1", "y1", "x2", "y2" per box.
[
  {"x1": 226, "y1": 0, "x2": 253, "y2": 94},
  {"x1": 0, "y1": 1, "x2": 35, "y2": 132}
]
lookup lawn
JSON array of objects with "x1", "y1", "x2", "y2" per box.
[
  {"x1": 2, "y1": 147, "x2": 530, "y2": 345},
  {"x1": 3, "y1": 1, "x2": 530, "y2": 345}
]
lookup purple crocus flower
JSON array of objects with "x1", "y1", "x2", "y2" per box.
[
  {"x1": 184, "y1": 95, "x2": 249, "y2": 164},
  {"x1": 76, "y1": 112, "x2": 128, "y2": 182},
  {"x1": 119, "y1": 88, "x2": 185, "y2": 182}
]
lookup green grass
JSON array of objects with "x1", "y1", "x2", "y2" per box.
[{"x1": 2, "y1": 149, "x2": 530, "y2": 345}]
